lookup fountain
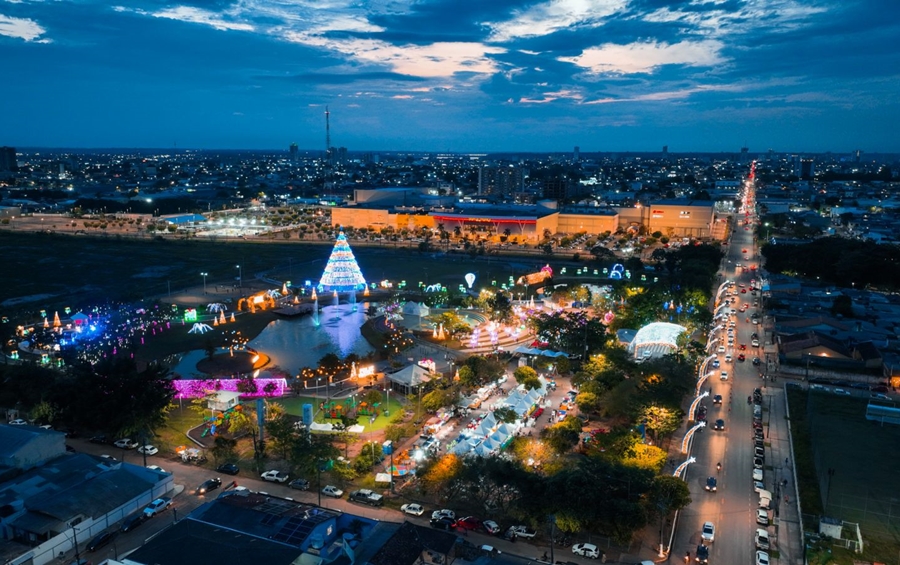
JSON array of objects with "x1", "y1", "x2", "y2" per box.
[
  {"x1": 332, "y1": 290, "x2": 339, "y2": 307},
  {"x1": 350, "y1": 290, "x2": 357, "y2": 312},
  {"x1": 312, "y1": 289, "x2": 320, "y2": 327}
]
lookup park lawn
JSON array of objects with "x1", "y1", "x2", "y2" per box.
[
  {"x1": 154, "y1": 405, "x2": 206, "y2": 452},
  {"x1": 277, "y1": 395, "x2": 402, "y2": 434}
]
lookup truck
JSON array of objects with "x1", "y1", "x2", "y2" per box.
[{"x1": 349, "y1": 489, "x2": 384, "y2": 507}]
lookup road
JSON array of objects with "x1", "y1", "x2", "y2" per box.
[{"x1": 674, "y1": 179, "x2": 767, "y2": 565}]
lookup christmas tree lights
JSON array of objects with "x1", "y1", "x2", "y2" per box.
[{"x1": 318, "y1": 231, "x2": 367, "y2": 293}]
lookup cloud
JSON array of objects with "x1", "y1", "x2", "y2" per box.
[
  {"x1": 150, "y1": 6, "x2": 255, "y2": 32},
  {"x1": 485, "y1": 0, "x2": 629, "y2": 42},
  {"x1": 263, "y1": 71, "x2": 426, "y2": 84},
  {"x1": 561, "y1": 39, "x2": 725, "y2": 74},
  {"x1": 519, "y1": 88, "x2": 585, "y2": 104},
  {"x1": 0, "y1": 13, "x2": 49, "y2": 42},
  {"x1": 285, "y1": 34, "x2": 506, "y2": 78}
]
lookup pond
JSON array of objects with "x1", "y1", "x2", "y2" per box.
[{"x1": 170, "y1": 302, "x2": 375, "y2": 377}]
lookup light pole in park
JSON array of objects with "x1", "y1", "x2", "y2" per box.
[
  {"x1": 201, "y1": 272, "x2": 208, "y2": 294},
  {"x1": 235, "y1": 264, "x2": 242, "y2": 289}
]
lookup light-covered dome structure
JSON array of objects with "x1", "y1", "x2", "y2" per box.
[{"x1": 627, "y1": 322, "x2": 687, "y2": 359}]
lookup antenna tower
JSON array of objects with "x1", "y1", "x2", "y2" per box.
[{"x1": 325, "y1": 106, "x2": 331, "y2": 162}]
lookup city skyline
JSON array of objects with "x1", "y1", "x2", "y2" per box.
[{"x1": 2, "y1": 0, "x2": 899, "y2": 153}]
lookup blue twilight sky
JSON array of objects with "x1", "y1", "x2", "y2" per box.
[{"x1": 2, "y1": 0, "x2": 899, "y2": 153}]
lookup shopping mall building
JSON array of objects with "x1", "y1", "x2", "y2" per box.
[{"x1": 330, "y1": 188, "x2": 727, "y2": 242}]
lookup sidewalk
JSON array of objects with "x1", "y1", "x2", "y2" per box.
[{"x1": 764, "y1": 385, "x2": 804, "y2": 564}]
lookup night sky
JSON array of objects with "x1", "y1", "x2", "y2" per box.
[{"x1": 3, "y1": 0, "x2": 898, "y2": 152}]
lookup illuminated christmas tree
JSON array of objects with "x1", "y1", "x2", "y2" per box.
[{"x1": 318, "y1": 231, "x2": 367, "y2": 293}]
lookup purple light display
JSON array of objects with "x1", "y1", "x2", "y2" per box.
[{"x1": 172, "y1": 378, "x2": 287, "y2": 399}]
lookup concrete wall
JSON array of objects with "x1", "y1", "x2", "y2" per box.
[{"x1": 556, "y1": 212, "x2": 618, "y2": 235}]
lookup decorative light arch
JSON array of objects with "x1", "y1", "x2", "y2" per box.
[
  {"x1": 673, "y1": 456, "x2": 696, "y2": 478},
  {"x1": 689, "y1": 391, "x2": 709, "y2": 421},
  {"x1": 681, "y1": 421, "x2": 706, "y2": 453}
]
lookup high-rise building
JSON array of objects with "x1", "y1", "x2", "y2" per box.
[
  {"x1": 478, "y1": 165, "x2": 524, "y2": 196},
  {"x1": 795, "y1": 157, "x2": 815, "y2": 179},
  {"x1": 573, "y1": 146, "x2": 580, "y2": 161},
  {"x1": 662, "y1": 145, "x2": 668, "y2": 154},
  {"x1": 543, "y1": 177, "x2": 577, "y2": 201},
  {"x1": 289, "y1": 143, "x2": 299, "y2": 163},
  {"x1": 0, "y1": 147, "x2": 17, "y2": 172},
  {"x1": 740, "y1": 146, "x2": 749, "y2": 164}
]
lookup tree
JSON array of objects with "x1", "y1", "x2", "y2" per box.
[
  {"x1": 541, "y1": 416, "x2": 582, "y2": 454},
  {"x1": 639, "y1": 404, "x2": 682, "y2": 441},
  {"x1": 647, "y1": 475, "x2": 692, "y2": 519},
  {"x1": 575, "y1": 391, "x2": 601, "y2": 414},
  {"x1": 210, "y1": 436, "x2": 238, "y2": 465},
  {"x1": 422, "y1": 387, "x2": 459, "y2": 412},
  {"x1": 513, "y1": 366, "x2": 541, "y2": 390},
  {"x1": 265, "y1": 414, "x2": 298, "y2": 460},
  {"x1": 419, "y1": 453, "x2": 466, "y2": 502},
  {"x1": 493, "y1": 407, "x2": 519, "y2": 423}
]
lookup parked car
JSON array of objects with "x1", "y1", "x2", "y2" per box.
[
  {"x1": 120, "y1": 512, "x2": 147, "y2": 533},
  {"x1": 86, "y1": 531, "x2": 117, "y2": 552},
  {"x1": 756, "y1": 508, "x2": 769, "y2": 525},
  {"x1": 572, "y1": 543, "x2": 600, "y2": 558},
  {"x1": 261, "y1": 470, "x2": 289, "y2": 483},
  {"x1": 755, "y1": 528, "x2": 770, "y2": 550},
  {"x1": 89, "y1": 434, "x2": 109, "y2": 444},
  {"x1": 701, "y1": 521, "x2": 715, "y2": 543},
  {"x1": 430, "y1": 516, "x2": 456, "y2": 530},
  {"x1": 754, "y1": 457, "x2": 764, "y2": 469},
  {"x1": 483, "y1": 520, "x2": 501, "y2": 535},
  {"x1": 456, "y1": 516, "x2": 482, "y2": 531},
  {"x1": 400, "y1": 503, "x2": 425, "y2": 516},
  {"x1": 114, "y1": 438, "x2": 139, "y2": 449},
  {"x1": 753, "y1": 468, "x2": 763, "y2": 481},
  {"x1": 146, "y1": 465, "x2": 166, "y2": 473},
  {"x1": 432, "y1": 509, "x2": 456, "y2": 521},
  {"x1": 321, "y1": 485, "x2": 343, "y2": 498},
  {"x1": 197, "y1": 478, "x2": 222, "y2": 495},
  {"x1": 754, "y1": 480, "x2": 765, "y2": 493},
  {"x1": 143, "y1": 497, "x2": 172, "y2": 517},
  {"x1": 217, "y1": 463, "x2": 240, "y2": 475},
  {"x1": 9, "y1": 419, "x2": 27, "y2": 425},
  {"x1": 509, "y1": 525, "x2": 536, "y2": 539},
  {"x1": 289, "y1": 478, "x2": 310, "y2": 491},
  {"x1": 756, "y1": 550, "x2": 770, "y2": 565},
  {"x1": 137, "y1": 445, "x2": 158, "y2": 456}
]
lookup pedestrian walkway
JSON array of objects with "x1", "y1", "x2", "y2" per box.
[{"x1": 763, "y1": 385, "x2": 804, "y2": 564}]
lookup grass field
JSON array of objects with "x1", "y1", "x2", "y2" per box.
[
  {"x1": 797, "y1": 390, "x2": 900, "y2": 559},
  {"x1": 0, "y1": 230, "x2": 552, "y2": 315},
  {"x1": 278, "y1": 395, "x2": 402, "y2": 432}
]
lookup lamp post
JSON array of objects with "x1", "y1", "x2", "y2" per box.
[
  {"x1": 235, "y1": 264, "x2": 242, "y2": 289},
  {"x1": 201, "y1": 272, "x2": 208, "y2": 295}
]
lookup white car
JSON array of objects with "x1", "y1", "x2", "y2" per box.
[
  {"x1": 432, "y1": 509, "x2": 456, "y2": 521},
  {"x1": 833, "y1": 388, "x2": 851, "y2": 396},
  {"x1": 717, "y1": 346, "x2": 726, "y2": 354},
  {"x1": 572, "y1": 543, "x2": 600, "y2": 558},
  {"x1": 754, "y1": 480, "x2": 765, "y2": 492},
  {"x1": 753, "y1": 468, "x2": 763, "y2": 481},
  {"x1": 400, "y1": 503, "x2": 425, "y2": 516},
  {"x1": 483, "y1": 520, "x2": 501, "y2": 535},
  {"x1": 114, "y1": 438, "x2": 139, "y2": 449},
  {"x1": 756, "y1": 550, "x2": 770, "y2": 565},
  {"x1": 725, "y1": 354, "x2": 733, "y2": 363},
  {"x1": 137, "y1": 445, "x2": 158, "y2": 456},
  {"x1": 720, "y1": 371, "x2": 729, "y2": 381},
  {"x1": 321, "y1": 485, "x2": 344, "y2": 498},
  {"x1": 756, "y1": 508, "x2": 769, "y2": 525},
  {"x1": 143, "y1": 497, "x2": 172, "y2": 517},
  {"x1": 8, "y1": 419, "x2": 27, "y2": 425},
  {"x1": 146, "y1": 465, "x2": 167, "y2": 473},
  {"x1": 510, "y1": 525, "x2": 536, "y2": 539},
  {"x1": 701, "y1": 521, "x2": 715, "y2": 543},
  {"x1": 260, "y1": 470, "x2": 289, "y2": 483}
]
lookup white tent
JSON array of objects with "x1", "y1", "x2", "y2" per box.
[{"x1": 401, "y1": 302, "x2": 430, "y2": 317}]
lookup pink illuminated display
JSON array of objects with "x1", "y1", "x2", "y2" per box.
[{"x1": 173, "y1": 378, "x2": 287, "y2": 399}]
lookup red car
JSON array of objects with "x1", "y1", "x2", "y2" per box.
[
  {"x1": 738, "y1": 354, "x2": 746, "y2": 362},
  {"x1": 456, "y1": 517, "x2": 482, "y2": 531},
  {"x1": 741, "y1": 289, "x2": 747, "y2": 293},
  {"x1": 739, "y1": 344, "x2": 747, "y2": 351}
]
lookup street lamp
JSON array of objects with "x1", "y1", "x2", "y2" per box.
[
  {"x1": 201, "y1": 272, "x2": 208, "y2": 295},
  {"x1": 235, "y1": 264, "x2": 242, "y2": 289}
]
